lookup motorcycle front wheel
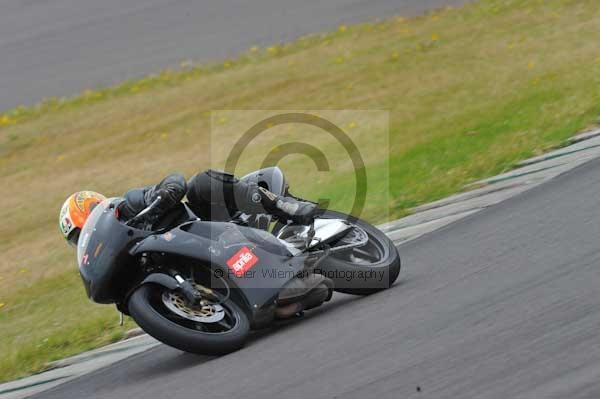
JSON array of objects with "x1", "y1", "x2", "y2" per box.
[{"x1": 128, "y1": 284, "x2": 249, "y2": 355}]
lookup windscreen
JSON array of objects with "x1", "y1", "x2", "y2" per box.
[{"x1": 77, "y1": 199, "x2": 110, "y2": 267}]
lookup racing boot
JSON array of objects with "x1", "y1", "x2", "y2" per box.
[{"x1": 257, "y1": 186, "x2": 320, "y2": 225}]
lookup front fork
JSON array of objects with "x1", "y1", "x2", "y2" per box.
[{"x1": 172, "y1": 273, "x2": 203, "y2": 305}]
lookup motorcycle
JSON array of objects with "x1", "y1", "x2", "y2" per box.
[{"x1": 76, "y1": 167, "x2": 401, "y2": 354}]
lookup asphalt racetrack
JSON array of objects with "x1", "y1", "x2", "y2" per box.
[
  {"x1": 36, "y1": 150, "x2": 600, "y2": 399},
  {"x1": 0, "y1": 0, "x2": 468, "y2": 112}
]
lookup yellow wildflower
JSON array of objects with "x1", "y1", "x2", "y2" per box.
[
  {"x1": 160, "y1": 133, "x2": 169, "y2": 140},
  {"x1": 347, "y1": 122, "x2": 357, "y2": 129},
  {"x1": 431, "y1": 34, "x2": 440, "y2": 42},
  {"x1": 338, "y1": 25, "x2": 347, "y2": 33},
  {"x1": 528, "y1": 61, "x2": 536, "y2": 70},
  {"x1": 0, "y1": 303, "x2": 5, "y2": 309}
]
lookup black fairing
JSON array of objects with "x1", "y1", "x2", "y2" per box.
[
  {"x1": 77, "y1": 199, "x2": 150, "y2": 303},
  {"x1": 130, "y1": 220, "x2": 307, "y2": 316},
  {"x1": 76, "y1": 169, "x2": 307, "y2": 323}
]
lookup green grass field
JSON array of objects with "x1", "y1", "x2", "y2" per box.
[{"x1": 2, "y1": 0, "x2": 600, "y2": 382}]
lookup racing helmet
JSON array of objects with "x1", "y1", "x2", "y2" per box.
[{"x1": 59, "y1": 191, "x2": 106, "y2": 247}]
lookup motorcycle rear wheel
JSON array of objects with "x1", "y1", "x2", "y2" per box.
[{"x1": 312, "y1": 210, "x2": 401, "y2": 295}]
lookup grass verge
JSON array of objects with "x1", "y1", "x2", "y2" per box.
[{"x1": 2, "y1": 0, "x2": 600, "y2": 382}]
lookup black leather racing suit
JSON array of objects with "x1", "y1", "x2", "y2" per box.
[{"x1": 118, "y1": 170, "x2": 318, "y2": 225}]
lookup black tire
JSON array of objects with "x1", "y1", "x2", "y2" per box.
[
  {"x1": 314, "y1": 210, "x2": 401, "y2": 295},
  {"x1": 128, "y1": 284, "x2": 250, "y2": 355}
]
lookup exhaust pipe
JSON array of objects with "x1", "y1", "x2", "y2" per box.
[{"x1": 275, "y1": 281, "x2": 332, "y2": 319}]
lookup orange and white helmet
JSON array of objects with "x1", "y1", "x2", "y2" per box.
[{"x1": 59, "y1": 191, "x2": 106, "y2": 247}]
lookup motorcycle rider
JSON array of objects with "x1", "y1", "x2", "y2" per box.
[{"x1": 59, "y1": 169, "x2": 320, "y2": 247}]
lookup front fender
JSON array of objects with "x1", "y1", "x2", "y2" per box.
[
  {"x1": 139, "y1": 273, "x2": 180, "y2": 290},
  {"x1": 121, "y1": 273, "x2": 179, "y2": 315}
]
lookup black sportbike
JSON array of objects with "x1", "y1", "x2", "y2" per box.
[{"x1": 76, "y1": 167, "x2": 400, "y2": 354}]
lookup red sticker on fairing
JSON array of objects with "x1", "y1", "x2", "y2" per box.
[{"x1": 226, "y1": 246, "x2": 258, "y2": 277}]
